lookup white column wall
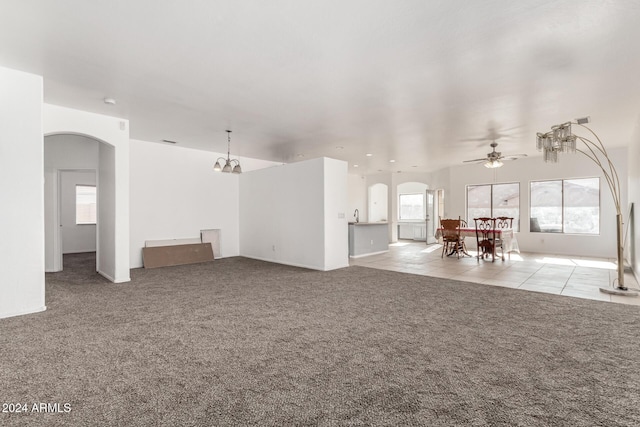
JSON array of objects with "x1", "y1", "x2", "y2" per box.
[
  {"x1": 44, "y1": 104, "x2": 130, "y2": 283},
  {"x1": 240, "y1": 157, "x2": 348, "y2": 271},
  {"x1": 98, "y1": 143, "x2": 116, "y2": 279},
  {"x1": 0, "y1": 66, "x2": 45, "y2": 319},
  {"x1": 324, "y1": 158, "x2": 349, "y2": 270}
]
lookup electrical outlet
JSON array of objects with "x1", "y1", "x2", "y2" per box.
[
  {"x1": 370, "y1": 239, "x2": 374, "y2": 245},
  {"x1": 272, "y1": 245, "x2": 276, "y2": 251},
  {"x1": 338, "y1": 212, "x2": 345, "y2": 219}
]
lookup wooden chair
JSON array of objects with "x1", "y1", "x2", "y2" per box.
[
  {"x1": 495, "y1": 217, "x2": 513, "y2": 229},
  {"x1": 494, "y1": 217, "x2": 513, "y2": 259},
  {"x1": 474, "y1": 217, "x2": 504, "y2": 262},
  {"x1": 440, "y1": 217, "x2": 467, "y2": 258}
]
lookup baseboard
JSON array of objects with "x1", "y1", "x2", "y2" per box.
[
  {"x1": 97, "y1": 270, "x2": 130, "y2": 283},
  {"x1": 0, "y1": 305, "x2": 47, "y2": 320},
  {"x1": 349, "y1": 250, "x2": 389, "y2": 259},
  {"x1": 241, "y1": 255, "x2": 324, "y2": 271},
  {"x1": 97, "y1": 269, "x2": 115, "y2": 282}
]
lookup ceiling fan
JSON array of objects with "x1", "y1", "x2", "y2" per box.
[{"x1": 463, "y1": 142, "x2": 527, "y2": 168}]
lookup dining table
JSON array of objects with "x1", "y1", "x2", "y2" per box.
[{"x1": 435, "y1": 227, "x2": 520, "y2": 256}]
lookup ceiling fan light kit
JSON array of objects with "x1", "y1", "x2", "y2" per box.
[
  {"x1": 213, "y1": 130, "x2": 242, "y2": 174},
  {"x1": 463, "y1": 141, "x2": 526, "y2": 168},
  {"x1": 484, "y1": 159, "x2": 503, "y2": 168}
]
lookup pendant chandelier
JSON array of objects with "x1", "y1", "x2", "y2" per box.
[{"x1": 213, "y1": 130, "x2": 242, "y2": 174}]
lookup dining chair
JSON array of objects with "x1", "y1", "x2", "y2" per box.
[
  {"x1": 440, "y1": 218, "x2": 466, "y2": 258},
  {"x1": 495, "y1": 217, "x2": 513, "y2": 229},
  {"x1": 494, "y1": 216, "x2": 513, "y2": 259},
  {"x1": 474, "y1": 217, "x2": 503, "y2": 262}
]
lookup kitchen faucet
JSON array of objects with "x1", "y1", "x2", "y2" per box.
[{"x1": 354, "y1": 209, "x2": 359, "y2": 223}]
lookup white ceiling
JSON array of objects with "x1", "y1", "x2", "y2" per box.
[{"x1": 2, "y1": 0, "x2": 640, "y2": 173}]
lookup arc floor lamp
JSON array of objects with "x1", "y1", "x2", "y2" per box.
[{"x1": 536, "y1": 118, "x2": 636, "y2": 296}]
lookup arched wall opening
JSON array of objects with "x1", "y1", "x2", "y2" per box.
[
  {"x1": 44, "y1": 134, "x2": 107, "y2": 277},
  {"x1": 44, "y1": 104, "x2": 130, "y2": 283}
]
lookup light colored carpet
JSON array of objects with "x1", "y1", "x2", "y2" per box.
[{"x1": 1, "y1": 252, "x2": 639, "y2": 426}]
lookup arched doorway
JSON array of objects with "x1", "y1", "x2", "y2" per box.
[{"x1": 44, "y1": 134, "x2": 115, "y2": 280}]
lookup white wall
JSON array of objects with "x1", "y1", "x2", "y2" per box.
[
  {"x1": 98, "y1": 143, "x2": 116, "y2": 279},
  {"x1": 0, "y1": 66, "x2": 45, "y2": 319},
  {"x1": 239, "y1": 157, "x2": 349, "y2": 271},
  {"x1": 446, "y1": 147, "x2": 628, "y2": 258},
  {"x1": 129, "y1": 139, "x2": 279, "y2": 268},
  {"x1": 323, "y1": 158, "x2": 349, "y2": 270},
  {"x1": 61, "y1": 171, "x2": 96, "y2": 254},
  {"x1": 628, "y1": 119, "x2": 640, "y2": 279},
  {"x1": 368, "y1": 183, "x2": 388, "y2": 222},
  {"x1": 428, "y1": 167, "x2": 452, "y2": 217},
  {"x1": 44, "y1": 104, "x2": 130, "y2": 283},
  {"x1": 348, "y1": 174, "x2": 367, "y2": 223}
]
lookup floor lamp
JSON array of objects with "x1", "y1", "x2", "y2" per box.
[{"x1": 536, "y1": 118, "x2": 637, "y2": 296}]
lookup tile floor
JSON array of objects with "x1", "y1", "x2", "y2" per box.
[{"x1": 349, "y1": 241, "x2": 640, "y2": 306}]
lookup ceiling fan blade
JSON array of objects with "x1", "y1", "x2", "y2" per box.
[
  {"x1": 500, "y1": 125, "x2": 525, "y2": 132},
  {"x1": 494, "y1": 133, "x2": 517, "y2": 139},
  {"x1": 460, "y1": 137, "x2": 490, "y2": 142},
  {"x1": 463, "y1": 158, "x2": 488, "y2": 163}
]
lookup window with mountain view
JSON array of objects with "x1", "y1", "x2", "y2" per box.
[
  {"x1": 466, "y1": 183, "x2": 520, "y2": 231},
  {"x1": 530, "y1": 178, "x2": 599, "y2": 234}
]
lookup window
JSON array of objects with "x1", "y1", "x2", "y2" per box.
[
  {"x1": 467, "y1": 183, "x2": 520, "y2": 231},
  {"x1": 76, "y1": 185, "x2": 97, "y2": 225},
  {"x1": 399, "y1": 193, "x2": 425, "y2": 220},
  {"x1": 530, "y1": 178, "x2": 599, "y2": 234}
]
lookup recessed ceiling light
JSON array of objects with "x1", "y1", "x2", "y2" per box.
[
  {"x1": 389, "y1": 160, "x2": 395, "y2": 163},
  {"x1": 103, "y1": 97, "x2": 116, "y2": 105},
  {"x1": 297, "y1": 154, "x2": 305, "y2": 158},
  {"x1": 411, "y1": 165, "x2": 418, "y2": 168},
  {"x1": 353, "y1": 164, "x2": 359, "y2": 168},
  {"x1": 336, "y1": 146, "x2": 344, "y2": 150},
  {"x1": 366, "y1": 153, "x2": 373, "y2": 157}
]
